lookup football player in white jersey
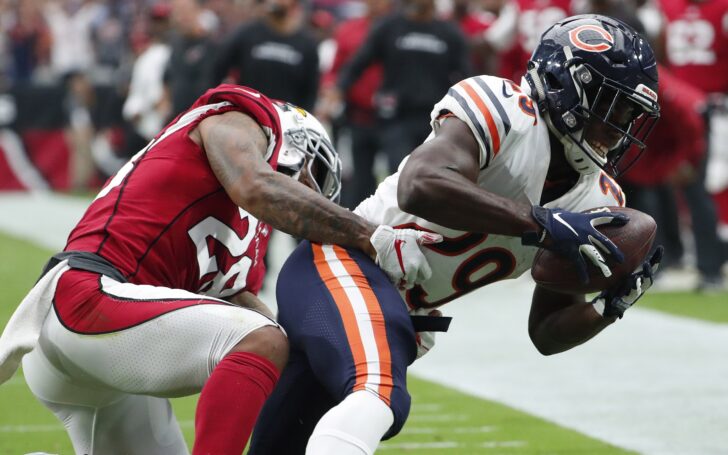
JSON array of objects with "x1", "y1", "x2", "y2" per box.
[{"x1": 249, "y1": 14, "x2": 663, "y2": 455}]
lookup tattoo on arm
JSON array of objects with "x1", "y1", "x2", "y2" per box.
[
  {"x1": 201, "y1": 111, "x2": 376, "y2": 253},
  {"x1": 256, "y1": 171, "x2": 375, "y2": 249}
]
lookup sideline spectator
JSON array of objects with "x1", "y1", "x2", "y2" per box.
[
  {"x1": 64, "y1": 70, "x2": 95, "y2": 191},
  {"x1": 6, "y1": 0, "x2": 50, "y2": 85},
  {"x1": 43, "y1": 0, "x2": 105, "y2": 79},
  {"x1": 660, "y1": 0, "x2": 727, "y2": 289},
  {"x1": 451, "y1": 0, "x2": 495, "y2": 75},
  {"x1": 336, "y1": 0, "x2": 470, "y2": 177},
  {"x1": 212, "y1": 0, "x2": 320, "y2": 111},
  {"x1": 165, "y1": 0, "x2": 217, "y2": 117},
  {"x1": 318, "y1": 0, "x2": 392, "y2": 208},
  {"x1": 123, "y1": 2, "x2": 172, "y2": 143},
  {"x1": 621, "y1": 66, "x2": 706, "y2": 272}
]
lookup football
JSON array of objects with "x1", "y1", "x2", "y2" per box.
[{"x1": 530, "y1": 206, "x2": 657, "y2": 294}]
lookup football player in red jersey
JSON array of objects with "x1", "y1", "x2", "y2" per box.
[
  {"x1": 0, "y1": 85, "x2": 439, "y2": 454},
  {"x1": 659, "y1": 0, "x2": 727, "y2": 287}
]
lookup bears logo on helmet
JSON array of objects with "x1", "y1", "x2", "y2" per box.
[{"x1": 568, "y1": 24, "x2": 614, "y2": 52}]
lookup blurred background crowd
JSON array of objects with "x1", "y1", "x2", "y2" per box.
[{"x1": 0, "y1": 0, "x2": 726, "y2": 289}]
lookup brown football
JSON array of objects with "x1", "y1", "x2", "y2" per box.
[{"x1": 530, "y1": 206, "x2": 657, "y2": 294}]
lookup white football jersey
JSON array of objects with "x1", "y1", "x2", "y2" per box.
[{"x1": 354, "y1": 75, "x2": 626, "y2": 308}]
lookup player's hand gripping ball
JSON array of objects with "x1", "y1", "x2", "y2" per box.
[{"x1": 531, "y1": 206, "x2": 657, "y2": 294}]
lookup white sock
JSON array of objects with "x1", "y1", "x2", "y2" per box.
[{"x1": 306, "y1": 390, "x2": 394, "y2": 455}]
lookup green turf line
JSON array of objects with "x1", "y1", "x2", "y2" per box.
[{"x1": 637, "y1": 291, "x2": 728, "y2": 323}]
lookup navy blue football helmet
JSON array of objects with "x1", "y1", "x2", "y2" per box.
[{"x1": 525, "y1": 14, "x2": 660, "y2": 176}]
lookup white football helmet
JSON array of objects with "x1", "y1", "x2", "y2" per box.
[{"x1": 273, "y1": 101, "x2": 342, "y2": 202}]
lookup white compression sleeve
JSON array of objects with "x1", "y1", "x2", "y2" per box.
[{"x1": 306, "y1": 390, "x2": 394, "y2": 455}]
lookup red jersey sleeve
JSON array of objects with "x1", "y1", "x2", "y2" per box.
[{"x1": 181, "y1": 84, "x2": 284, "y2": 168}]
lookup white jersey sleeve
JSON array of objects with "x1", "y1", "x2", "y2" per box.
[{"x1": 430, "y1": 75, "x2": 537, "y2": 169}]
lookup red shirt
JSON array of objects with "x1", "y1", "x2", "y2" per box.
[
  {"x1": 458, "y1": 12, "x2": 492, "y2": 37},
  {"x1": 65, "y1": 85, "x2": 282, "y2": 298},
  {"x1": 456, "y1": 12, "x2": 494, "y2": 73},
  {"x1": 498, "y1": 0, "x2": 572, "y2": 82},
  {"x1": 661, "y1": 0, "x2": 728, "y2": 93},
  {"x1": 621, "y1": 66, "x2": 706, "y2": 186},
  {"x1": 324, "y1": 17, "x2": 383, "y2": 120}
]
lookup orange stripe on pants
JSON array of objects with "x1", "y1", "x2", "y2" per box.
[{"x1": 311, "y1": 243, "x2": 394, "y2": 405}]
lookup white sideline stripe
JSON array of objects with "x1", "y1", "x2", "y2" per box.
[
  {"x1": 1, "y1": 421, "x2": 197, "y2": 433},
  {"x1": 0, "y1": 424, "x2": 65, "y2": 433},
  {"x1": 410, "y1": 403, "x2": 442, "y2": 413},
  {"x1": 407, "y1": 414, "x2": 468, "y2": 422},
  {"x1": 402, "y1": 426, "x2": 496, "y2": 434},
  {"x1": 479, "y1": 440, "x2": 527, "y2": 448},
  {"x1": 380, "y1": 440, "x2": 526, "y2": 450},
  {"x1": 321, "y1": 245, "x2": 383, "y2": 395},
  {"x1": 380, "y1": 441, "x2": 461, "y2": 450}
]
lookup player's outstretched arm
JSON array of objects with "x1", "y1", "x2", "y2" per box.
[
  {"x1": 197, "y1": 110, "x2": 377, "y2": 255},
  {"x1": 398, "y1": 117, "x2": 626, "y2": 280},
  {"x1": 398, "y1": 117, "x2": 540, "y2": 237},
  {"x1": 528, "y1": 285, "x2": 616, "y2": 356},
  {"x1": 528, "y1": 247, "x2": 662, "y2": 355}
]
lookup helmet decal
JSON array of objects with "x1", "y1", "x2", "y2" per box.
[
  {"x1": 568, "y1": 25, "x2": 614, "y2": 53},
  {"x1": 635, "y1": 83, "x2": 658, "y2": 103}
]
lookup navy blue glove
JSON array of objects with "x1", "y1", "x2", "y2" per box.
[
  {"x1": 592, "y1": 246, "x2": 663, "y2": 318},
  {"x1": 522, "y1": 206, "x2": 629, "y2": 283}
]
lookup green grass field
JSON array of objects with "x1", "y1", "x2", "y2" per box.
[{"x1": 1, "y1": 231, "x2": 725, "y2": 454}]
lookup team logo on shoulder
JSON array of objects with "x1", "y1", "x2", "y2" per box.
[{"x1": 568, "y1": 25, "x2": 614, "y2": 53}]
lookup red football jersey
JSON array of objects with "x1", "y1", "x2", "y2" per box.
[
  {"x1": 621, "y1": 65, "x2": 706, "y2": 186},
  {"x1": 65, "y1": 85, "x2": 282, "y2": 297},
  {"x1": 661, "y1": 0, "x2": 728, "y2": 94},
  {"x1": 498, "y1": 0, "x2": 572, "y2": 82}
]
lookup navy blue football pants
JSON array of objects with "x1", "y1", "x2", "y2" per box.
[{"x1": 248, "y1": 241, "x2": 417, "y2": 454}]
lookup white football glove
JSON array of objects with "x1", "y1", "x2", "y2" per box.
[
  {"x1": 592, "y1": 246, "x2": 663, "y2": 318},
  {"x1": 370, "y1": 225, "x2": 442, "y2": 289}
]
